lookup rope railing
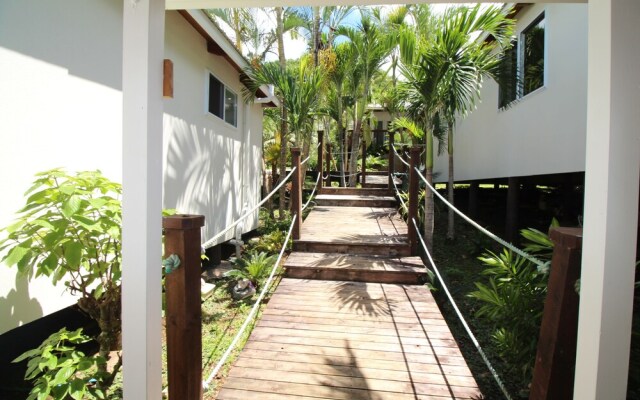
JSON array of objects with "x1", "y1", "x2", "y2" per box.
[
  {"x1": 414, "y1": 167, "x2": 547, "y2": 269},
  {"x1": 202, "y1": 214, "x2": 296, "y2": 388},
  {"x1": 391, "y1": 144, "x2": 410, "y2": 168},
  {"x1": 411, "y1": 217, "x2": 513, "y2": 400},
  {"x1": 201, "y1": 166, "x2": 297, "y2": 249},
  {"x1": 391, "y1": 172, "x2": 408, "y2": 212},
  {"x1": 302, "y1": 174, "x2": 321, "y2": 211}
]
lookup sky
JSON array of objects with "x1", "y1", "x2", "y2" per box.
[{"x1": 214, "y1": 3, "x2": 503, "y2": 62}]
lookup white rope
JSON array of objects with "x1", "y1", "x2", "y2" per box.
[
  {"x1": 301, "y1": 154, "x2": 311, "y2": 166},
  {"x1": 391, "y1": 173, "x2": 408, "y2": 212},
  {"x1": 302, "y1": 174, "x2": 321, "y2": 211},
  {"x1": 415, "y1": 167, "x2": 547, "y2": 269},
  {"x1": 392, "y1": 144, "x2": 410, "y2": 168},
  {"x1": 203, "y1": 215, "x2": 296, "y2": 388},
  {"x1": 202, "y1": 167, "x2": 297, "y2": 249},
  {"x1": 411, "y1": 218, "x2": 513, "y2": 400}
]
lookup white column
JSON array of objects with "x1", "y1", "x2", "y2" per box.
[
  {"x1": 574, "y1": 0, "x2": 640, "y2": 398},
  {"x1": 121, "y1": 1, "x2": 165, "y2": 399}
]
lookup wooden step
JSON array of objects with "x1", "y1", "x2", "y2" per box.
[
  {"x1": 364, "y1": 171, "x2": 388, "y2": 176},
  {"x1": 284, "y1": 252, "x2": 427, "y2": 284},
  {"x1": 315, "y1": 194, "x2": 396, "y2": 208},
  {"x1": 297, "y1": 206, "x2": 410, "y2": 257},
  {"x1": 362, "y1": 174, "x2": 401, "y2": 189},
  {"x1": 319, "y1": 187, "x2": 393, "y2": 196},
  {"x1": 293, "y1": 241, "x2": 411, "y2": 257}
]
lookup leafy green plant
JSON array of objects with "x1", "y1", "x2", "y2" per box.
[
  {"x1": 468, "y1": 224, "x2": 555, "y2": 388},
  {"x1": 365, "y1": 154, "x2": 388, "y2": 170},
  {"x1": 0, "y1": 169, "x2": 122, "y2": 392},
  {"x1": 397, "y1": 189, "x2": 425, "y2": 228},
  {"x1": 225, "y1": 251, "x2": 278, "y2": 290},
  {"x1": 13, "y1": 328, "x2": 108, "y2": 400}
]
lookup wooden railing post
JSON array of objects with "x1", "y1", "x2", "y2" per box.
[
  {"x1": 408, "y1": 147, "x2": 420, "y2": 256},
  {"x1": 530, "y1": 227, "x2": 583, "y2": 400},
  {"x1": 388, "y1": 131, "x2": 395, "y2": 189},
  {"x1": 325, "y1": 143, "x2": 332, "y2": 187},
  {"x1": 291, "y1": 147, "x2": 302, "y2": 240},
  {"x1": 163, "y1": 215, "x2": 206, "y2": 400},
  {"x1": 361, "y1": 139, "x2": 367, "y2": 185},
  {"x1": 317, "y1": 131, "x2": 324, "y2": 190}
]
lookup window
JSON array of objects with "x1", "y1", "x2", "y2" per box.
[
  {"x1": 521, "y1": 15, "x2": 545, "y2": 96},
  {"x1": 208, "y1": 73, "x2": 237, "y2": 127},
  {"x1": 498, "y1": 13, "x2": 545, "y2": 108}
]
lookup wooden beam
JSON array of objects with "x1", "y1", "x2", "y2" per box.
[
  {"x1": 291, "y1": 148, "x2": 302, "y2": 240},
  {"x1": 530, "y1": 227, "x2": 582, "y2": 400},
  {"x1": 164, "y1": 215, "x2": 205, "y2": 400}
]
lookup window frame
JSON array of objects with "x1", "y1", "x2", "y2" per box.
[
  {"x1": 498, "y1": 11, "x2": 546, "y2": 110},
  {"x1": 207, "y1": 72, "x2": 238, "y2": 128},
  {"x1": 519, "y1": 12, "x2": 546, "y2": 98}
]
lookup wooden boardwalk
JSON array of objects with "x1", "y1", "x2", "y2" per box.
[
  {"x1": 217, "y1": 183, "x2": 482, "y2": 399},
  {"x1": 217, "y1": 279, "x2": 482, "y2": 400}
]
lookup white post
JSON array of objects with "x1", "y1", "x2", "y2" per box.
[
  {"x1": 574, "y1": 0, "x2": 640, "y2": 398},
  {"x1": 122, "y1": 1, "x2": 165, "y2": 399}
]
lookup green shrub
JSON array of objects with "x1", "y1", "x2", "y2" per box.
[
  {"x1": 0, "y1": 169, "x2": 122, "y2": 394},
  {"x1": 13, "y1": 328, "x2": 110, "y2": 400},
  {"x1": 468, "y1": 223, "x2": 555, "y2": 387},
  {"x1": 225, "y1": 251, "x2": 278, "y2": 290},
  {"x1": 365, "y1": 154, "x2": 388, "y2": 170}
]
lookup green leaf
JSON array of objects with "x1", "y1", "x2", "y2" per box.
[
  {"x1": 64, "y1": 242, "x2": 83, "y2": 268},
  {"x1": 61, "y1": 196, "x2": 82, "y2": 219},
  {"x1": 69, "y1": 379, "x2": 86, "y2": 399},
  {"x1": 53, "y1": 366, "x2": 74, "y2": 386},
  {"x1": 76, "y1": 358, "x2": 93, "y2": 371},
  {"x1": 4, "y1": 245, "x2": 30, "y2": 267},
  {"x1": 13, "y1": 348, "x2": 42, "y2": 363}
]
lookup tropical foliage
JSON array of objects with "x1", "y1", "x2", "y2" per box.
[
  {"x1": 13, "y1": 328, "x2": 108, "y2": 400},
  {"x1": 0, "y1": 170, "x2": 123, "y2": 395},
  {"x1": 226, "y1": 251, "x2": 278, "y2": 290},
  {"x1": 468, "y1": 221, "x2": 558, "y2": 389}
]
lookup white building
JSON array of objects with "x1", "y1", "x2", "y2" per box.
[
  {"x1": 0, "y1": 1, "x2": 273, "y2": 336},
  {"x1": 433, "y1": 3, "x2": 588, "y2": 183}
]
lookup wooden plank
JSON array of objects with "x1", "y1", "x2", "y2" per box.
[{"x1": 218, "y1": 279, "x2": 481, "y2": 399}]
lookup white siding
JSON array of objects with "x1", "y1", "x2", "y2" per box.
[
  {"x1": 433, "y1": 3, "x2": 588, "y2": 182},
  {"x1": 0, "y1": 4, "x2": 263, "y2": 333},
  {"x1": 0, "y1": 0, "x2": 124, "y2": 334},
  {"x1": 162, "y1": 11, "x2": 262, "y2": 244}
]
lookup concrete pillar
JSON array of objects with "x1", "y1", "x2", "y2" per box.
[
  {"x1": 121, "y1": 1, "x2": 165, "y2": 398},
  {"x1": 574, "y1": 1, "x2": 640, "y2": 398}
]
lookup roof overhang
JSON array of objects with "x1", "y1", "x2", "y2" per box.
[
  {"x1": 178, "y1": 10, "x2": 278, "y2": 107},
  {"x1": 167, "y1": 0, "x2": 585, "y2": 9}
]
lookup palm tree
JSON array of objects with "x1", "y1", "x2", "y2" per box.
[
  {"x1": 206, "y1": 8, "x2": 257, "y2": 54},
  {"x1": 336, "y1": 14, "x2": 393, "y2": 186},
  {"x1": 398, "y1": 4, "x2": 514, "y2": 249},
  {"x1": 243, "y1": 60, "x2": 324, "y2": 200},
  {"x1": 437, "y1": 5, "x2": 514, "y2": 240}
]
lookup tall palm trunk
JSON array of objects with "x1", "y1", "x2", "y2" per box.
[
  {"x1": 424, "y1": 121, "x2": 434, "y2": 252},
  {"x1": 349, "y1": 120, "x2": 362, "y2": 187},
  {"x1": 276, "y1": 6, "x2": 288, "y2": 220},
  {"x1": 447, "y1": 120, "x2": 455, "y2": 240}
]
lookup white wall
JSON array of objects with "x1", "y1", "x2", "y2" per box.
[
  {"x1": 0, "y1": 0, "x2": 124, "y2": 334},
  {"x1": 0, "y1": 4, "x2": 263, "y2": 334},
  {"x1": 162, "y1": 11, "x2": 262, "y2": 245},
  {"x1": 434, "y1": 3, "x2": 588, "y2": 182}
]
